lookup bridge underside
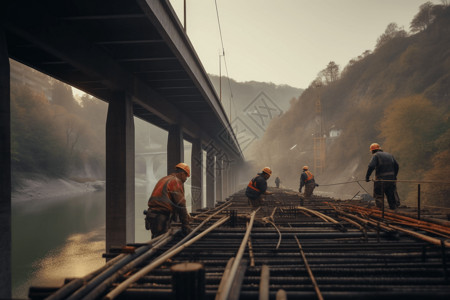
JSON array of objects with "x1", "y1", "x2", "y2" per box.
[{"x1": 1, "y1": 1, "x2": 244, "y2": 297}]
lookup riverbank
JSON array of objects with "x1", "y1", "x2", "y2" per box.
[{"x1": 12, "y1": 175, "x2": 105, "y2": 203}]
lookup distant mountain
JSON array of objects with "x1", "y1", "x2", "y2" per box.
[
  {"x1": 248, "y1": 4, "x2": 450, "y2": 206},
  {"x1": 208, "y1": 74, "x2": 303, "y2": 155}
]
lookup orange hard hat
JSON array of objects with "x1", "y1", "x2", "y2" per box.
[
  {"x1": 302, "y1": 166, "x2": 309, "y2": 170},
  {"x1": 175, "y1": 162, "x2": 190, "y2": 177},
  {"x1": 369, "y1": 143, "x2": 381, "y2": 152},
  {"x1": 262, "y1": 167, "x2": 272, "y2": 175}
]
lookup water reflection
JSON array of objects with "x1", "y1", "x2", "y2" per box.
[{"x1": 12, "y1": 191, "x2": 106, "y2": 298}]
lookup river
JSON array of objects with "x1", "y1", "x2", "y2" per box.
[{"x1": 11, "y1": 186, "x2": 158, "y2": 299}]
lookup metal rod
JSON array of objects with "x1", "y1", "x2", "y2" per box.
[
  {"x1": 215, "y1": 210, "x2": 257, "y2": 300},
  {"x1": 259, "y1": 265, "x2": 270, "y2": 300},
  {"x1": 294, "y1": 235, "x2": 324, "y2": 300},
  {"x1": 105, "y1": 216, "x2": 230, "y2": 300}
]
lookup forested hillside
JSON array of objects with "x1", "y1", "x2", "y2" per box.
[
  {"x1": 10, "y1": 62, "x2": 107, "y2": 188},
  {"x1": 249, "y1": 3, "x2": 450, "y2": 207},
  {"x1": 10, "y1": 62, "x2": 302, "y2": 190}
]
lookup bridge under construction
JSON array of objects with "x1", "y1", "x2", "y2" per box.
[{"x1": 30, "y1": 188, "x2": 450, "y2": 300}]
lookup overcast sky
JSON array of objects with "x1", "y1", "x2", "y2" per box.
[{"x1": 168, "y1": 0, "x2": 441, "y2": 89}]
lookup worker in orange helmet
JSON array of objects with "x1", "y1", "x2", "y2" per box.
[
  {"x1": 245, "y1": 167, "x2": 273, "y2": 208},
  {"x1": 365, "y1": 143, "x2": 400, "y2": 210},
  {"x1": 299, "y1": 166, "x2": 317, "y2": 205},
  {"x1": 145, "y1": 163, "x2": 192, "y2": 238}
]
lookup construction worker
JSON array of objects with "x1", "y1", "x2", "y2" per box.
[
  {"x1": 365, "y1": 143, "x2": 400, "y2": 210},
  {"x1": 299, "y1": 166, "x2": 316, "y2": 205},
  {"x1": 275, "y1": 176, "x2": 281, "y2": 188},
  {"x1": 246, "y1": 167, "x2": 273, "y2": 208},
  {"x1": 145, "y1": 163, "x2": 192, "y2": 238}
]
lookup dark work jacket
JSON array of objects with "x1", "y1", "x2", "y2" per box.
[
  {"x1": 245, "y1": 174, "x2": 267, "y2": 199},
  {"x1": 366, "y1": 151, "x2": 399, "y2": 180},
  {"x1": 300, "y1": 171, "x2": 315, "y2": 189}
]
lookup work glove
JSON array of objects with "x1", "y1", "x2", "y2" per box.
[{"x1": 365, "y1": 177, "x2": 370, "y2": 182}]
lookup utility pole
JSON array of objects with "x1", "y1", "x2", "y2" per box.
[{"x1": 183, "y1": 0, "x2": 186, "y2": 32}]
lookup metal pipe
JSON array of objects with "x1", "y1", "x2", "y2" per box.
[
  {"x1": 69, "y1": 229, "x2": 177, "y2": 300},
  {"x1": 46, "y1": 230, "x2": 171, "y2": 300},
  {"x1": 259, "y1": 265, "x2": 270, "y2": 300},
  {"x1": 215, "y1": 210, "x2": 257, "y2": 300},
  {"x1": 104, "y1": 216, "x2": 230, "y2": 300}
]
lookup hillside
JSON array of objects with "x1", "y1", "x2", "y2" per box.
[
  {"x1": 208, "y1": 75, "x2": 303, "y2": 155},
  {"x1": 248, "y1": 4, "x2": 450, "y2": 207}
]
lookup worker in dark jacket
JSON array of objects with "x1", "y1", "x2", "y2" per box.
[
  {"x1": 145, "y1": 163, "x2": 192, "y2": 238},
  {"x1": 299, "y1": 166, "x2": 316, "y2": 205},
  {"x1": 246, "y1": 167, "x2": 273, "y2": 208},
  {"x1": 365, "y1": 143, "x2": 400, "y2": 210},
  {"x1": 275, "y1": 176, "x2": 281, "y2": 188}
]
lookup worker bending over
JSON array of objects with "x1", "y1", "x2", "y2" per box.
[
  {"x1": 145, "y1": 163, "x2": 192, "y2": 238},
  {"x1": 299, "y1": 166, "x2": 316, "y2": 205},
  {"x1": 246, "y1": 167, "x2": 273, "y2": 208},
  {"x1": 365, "y1": 143, "x2": 400, "y2": 210}
]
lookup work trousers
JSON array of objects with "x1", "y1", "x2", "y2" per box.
[
  {"x1": 374, "y1": 181, "x2": 400, "y2": 210},
  {"x1": 147, "y1": 211, "x2": 172, "y2": 238},
  {"x1": 304, "y1": 182, "x2": 316, "y2": 200}
]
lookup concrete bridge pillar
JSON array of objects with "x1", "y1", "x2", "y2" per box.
[
  {"x1": 106, "y1": 92, "x2": 135, "y2": 252},
  {"x1": 206, "y1": 151, "x2": 215, "y2": 208},
  {"x1": 191, "y1": 139, "x2": 202, "y2": 211},
  {"x1": 167, "y1": 124, "x2": 184, "y2": 174},
  {"x1": 0, "y1": 28, "x2": 12, "y2": 298},
  {"x1": 222, "y1": 161, "x2": 229, "y2": 199},
  {"x1": 216, "y1": 158, "x2": 223, "y2": 202}
]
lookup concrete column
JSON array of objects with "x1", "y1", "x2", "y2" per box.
[
  {"x1": 0, "y1": 27, "x2": 11, "y2": 298},
  {"x1": 191, "y1": 139, "x2": 202, "y2": 211},
  {"x1": 106, "y1": 92, "x2": 135, "y2": 252},
  {"x1": 222, "y1": 161, "x2": 228, "y2": 199},
  {"x1": 206, "y1": 151, "x2": 215, "y2": 208},
  {"x1": 167, "y1": 124, "x2": 183, "y2": 174},
  {"x1": 215, "y1": 158, "x2": 223, "y2": 201}
]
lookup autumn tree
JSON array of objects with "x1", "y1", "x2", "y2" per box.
[
  {"x1": 375, "y1": 23, "x2": 407, "y2": 49},
  {"x1": 410, "y1": 2, "x2": 436, "y2": 33},
  {"x1": 317, "y1": 61, "x2": 340, "y2": 85}
]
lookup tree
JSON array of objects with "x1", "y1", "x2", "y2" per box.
[
  {"x1": 379, "y1": 95, "x2": 445, "y2": 176},
  {"x1": 375, "y1": 23, "x2": 407, "y2": 49},
  {"x1": 410, "y1": 2, "x2": 436, "y2": 33},
  {"x1": 317, "y1": 61, "x2": 340, "y2": 85}
]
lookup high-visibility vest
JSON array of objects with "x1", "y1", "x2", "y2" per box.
[{"x1": 304, "y1": 171, "x2": 314, "y2": 182}]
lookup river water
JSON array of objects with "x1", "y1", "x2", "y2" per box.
[{"x1": 11, "y1": 185, "x2": 164, "y2": 299}]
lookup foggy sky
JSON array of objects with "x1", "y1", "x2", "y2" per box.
[{"x1": 169, "y1": 0, "x2": 442, "y2": 88}]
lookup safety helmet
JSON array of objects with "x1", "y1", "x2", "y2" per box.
[
  {"x1": 175, "y1": 162, "x2": 190, "y2": 177},
  {"x1": 302, "y1": 166, "x2": 309, "y2": 170},
  {"x1": 262, "y1": 167, "x2": 272, "y2": 175},
  {"x1": 369, "y1": 143, "x2": 381, "y2": 152}
]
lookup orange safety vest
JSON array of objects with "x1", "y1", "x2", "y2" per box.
[
  {"x1": 247, "y1": 177, "x2": 261, "y2": 192},
  {"x1": 304, "y1": 171, "x2": 314, "y2": 182},
  {"x1": 148, "y1": 175, "x2": 184, "y2": 212}
]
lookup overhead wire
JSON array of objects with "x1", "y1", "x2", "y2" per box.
[{"x1": 214, "y1": 0, "x2": 234, "y2": 121}]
